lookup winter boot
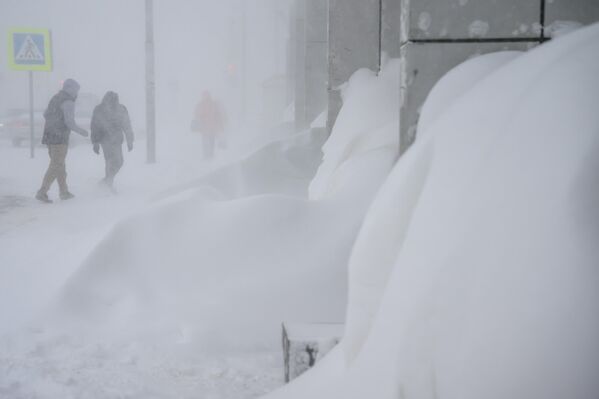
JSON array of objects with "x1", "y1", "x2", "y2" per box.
[
  {"x1": 35, "y1": 191, "x2": 53, "y2": 204},
  {"x1": 59, "y1": 191, "x2": 75, "y2": 200}
]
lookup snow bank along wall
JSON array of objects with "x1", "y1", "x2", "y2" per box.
[{"x1": 398, "y1": 0, "x2": 599, "y2": 154}]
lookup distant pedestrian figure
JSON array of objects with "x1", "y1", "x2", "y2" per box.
[
  {"x1": 91, "y1": 91, "x2": 134, "y2": 189},
  {"x1": 192, "y1": 92, "x2": 226, "y2": 159},
  {"x1": 36, "y1": 79, "x2": 89, "y2": 203}
]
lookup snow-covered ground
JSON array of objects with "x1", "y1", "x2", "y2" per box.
[
  {"x1": 0, "y1": 132, "x2": 294, "y2": 398},
  {"x1": 0, "y1": 126, "x2": 331, "y2": 397},
  {"x1": 7, "y1": 23, "x2": 597, "y2": 399},
  {"x1": 0, "y1": 129, "x2": 303, "y2": 332},
  {"x1": 0, "y1": 59, "x2": 400, "y2": 398},
  {"x1": 266, "y1": 23, "x2": 599, "y2": 399}
]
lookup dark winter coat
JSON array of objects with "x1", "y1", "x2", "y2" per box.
[
  {"x1": 42, "y1": 79, "x2": 87, "y2": 145},
  {"x1": 91, "y1": 92, "x2": 134, "y2": 147}
]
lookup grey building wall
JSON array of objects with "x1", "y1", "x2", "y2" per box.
[
  {"x1": 381, "y1": 0, "x2": 401, "y2": 60},
  {"x1": 327, "y1": 0, "x2": 381, "y2": 132},
  {"x1": 305, "y1": 0, "x2": 329, "y2": 127},
  {"x1": 399, "y1": 0, "x2": 599, "y2": 155},
  {"x1": 293, "y1": 1, "x2": 306, "y2": 129},
  {"x1": 293, "y1": 0, "x2": 329, "y2": 131},
  {"x1": 545, "y1": 0, "x2": 599, "y2": 27},
  {"x1": 287, "y1": 5, "x2": 297, "y2": 107}
]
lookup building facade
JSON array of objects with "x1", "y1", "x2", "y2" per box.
[{"x1": 289, "y1": 0, "x2": 599, "y2": 154}]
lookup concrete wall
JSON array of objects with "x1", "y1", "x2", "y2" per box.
[
  {"x1": 286, "y1": 3, "x2": 297, "y2": 107},
  {"x1": 381, "y1": 0, "x2": 401, "y2": 60},
  {"x1": 305, "y1": 0, "x2": 329, "y2": 127},
  {"x1": 290, "y1": 0, "x2": 599, "y2": 139},
  {"x1": 292, "y1": 0, "x2": 329, "y2": 131},
  {"x1": 293, "y1": 0, "x2": 307, "y2": 129},
  {"x1": 398, "y1": 0, "x2": 599, "y2": 155},
  {"x1": 327, "y1": 0, "x2": 381, "y2": 132},
  {"x1": 545, "y1": 0, "x2": 599, "y2": 28}
]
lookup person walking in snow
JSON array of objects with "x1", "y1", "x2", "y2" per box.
[
  {"x1": 36, "y1": 79, "x2": 89, "y2": 203},
  {"x1": 91, "y1": 91, "x2": 134, "y2": 190},
  {"x1": 191, "y1": 91, "x2": 226, "y2": 159}
]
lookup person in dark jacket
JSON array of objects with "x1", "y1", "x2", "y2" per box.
[
  {"x1": 36, "y1": 79, "x2": 89, "y2": 203},
  {"x1": 91, "y1": 91, "x2": 134, "y2": 189}
]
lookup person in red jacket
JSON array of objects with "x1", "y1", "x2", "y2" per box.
[{"x1": 191, "y1": 91, "x2": 226, "y2": 159}]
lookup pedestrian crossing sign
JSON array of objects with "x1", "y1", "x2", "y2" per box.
[{"x1": 7, "y1": 28, "x2": 53, "y2": 71}]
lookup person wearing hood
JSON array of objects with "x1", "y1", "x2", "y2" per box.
[
  {"x1": 90, "y1": 91, "x2": 134, "y2": 189},
  {"x1": 36, "y1": 79, "x2": 89, "y2": 203}
]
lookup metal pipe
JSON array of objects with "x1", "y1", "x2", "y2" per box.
[
  {"x1": 28, "y1": 71, "x2": 35, "y2": 159},
  {"x1": 145, "y1": 0, "x2": 157, "y2": 163}
]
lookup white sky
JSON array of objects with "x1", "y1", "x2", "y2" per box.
[{"x1": 0, "y1": 0, "x2": 291, "y2": 131}]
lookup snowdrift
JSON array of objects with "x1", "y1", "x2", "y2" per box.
[
  {"x1": 57, "y1": 193, "x2": 355, "y2": 348},
  {"x1": 267, "y1": 23, "x2": 599, "y2": 399},
  {"x1": 158, "y1": 128, "x2": 328, "y2": 201},
  {"x1": 47, "y1": 60, "x2": 400, "y2": 352},
  {"x1": 309, "y1": 59, "x2": 400, "y2": 200}
]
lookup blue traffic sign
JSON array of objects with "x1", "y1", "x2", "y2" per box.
[{"x1": 7, "y1": 28, "x2": 53, "y2": 71}]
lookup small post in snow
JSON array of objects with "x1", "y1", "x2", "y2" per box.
[{"x1": 28, "y1": 71, "x2": 35, "y2": 158}]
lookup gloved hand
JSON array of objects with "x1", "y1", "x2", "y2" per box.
[
  {"x1": 127, "y1": 142, "x2": 133, "y2": 152},
  {"x1": 93, "y1": 143, "x2": 100, "y2": 155}
]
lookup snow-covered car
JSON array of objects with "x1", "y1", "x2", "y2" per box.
[
  {"x1": 0, "y1": 110, "x2": 93, "y2": 147},
  {"x1": 0, "y1": 109, "x2": 45, "y2": 147}
]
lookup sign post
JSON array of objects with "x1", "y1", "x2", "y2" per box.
[
  {"x1": 7, "y1": 28, "x2": 53, "y2": 158},
  {"x1": 28, "y1": 71, "x2": 34, "y2": 158},
  {"x1": 145, "y1": 0, "x2": 156, "y2": 164}
]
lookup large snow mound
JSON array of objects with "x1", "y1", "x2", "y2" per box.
[
  {"x1": 266, "y1": 22, "x2": 599, "y2": 399},
  {"x1": 342, "y1": 50, "x2": 527, "y2": 364},
  {"x1": 417, "y1": 51, "x2": 522, "y2": 138},
  {"x1": 309, "y1": 59, "x2": 400, "y2": 200},
  {"x1": 54, "y1": 194, "x2": 357, "y2": 349}
]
